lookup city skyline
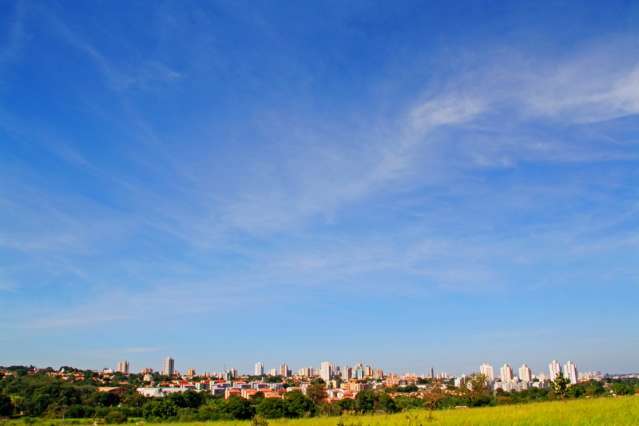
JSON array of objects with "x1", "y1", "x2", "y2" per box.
[
  {"x1": 1, "y1": 0, "x2": 638, "y2": 374},
  {"x1": 42, "y1": 356, "x2": 612, "y2": 381}
]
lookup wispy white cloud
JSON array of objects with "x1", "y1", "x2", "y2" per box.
[
  {"x1": 1, "y1": 18, "x2": 638, "y2": 339},
  {"x1": 34, "y1": 3, "x2": 181, "y2": 93}
]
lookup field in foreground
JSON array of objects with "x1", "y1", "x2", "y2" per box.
[
  {"x1": 4, "y1": 396, "x2": 638, "y2": 426},
  {"x1": 159, "y1": 396, "x2": 639, "y2": 426}
]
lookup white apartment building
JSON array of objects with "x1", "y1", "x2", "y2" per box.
[
  {"x1": 320, "y1": 361, "x2": 332, "y2": 384},
  {"x1": 549, "y1": 360, "x2": 561, "y2": 381},
  {"x1": 519, "y1": 364, "x2": 532, "y2": 382},
  {"x1": 563, "y1": 360, "x2": 578, "y2": 384},
  {"x1": 500, "y1": 363, "x2": 513, "y2": 383},
  {"x1": 254, "y1": 362, "x2": 264, "y2": 376},
  {"x1": 480, "y1": 363, "x2": 494, "y2": 381}
]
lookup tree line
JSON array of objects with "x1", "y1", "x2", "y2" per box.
[{"x1": 0, "y1": 369, "x2": 637, "y2": 423}]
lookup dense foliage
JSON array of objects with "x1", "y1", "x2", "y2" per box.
[{"x1": 0, "y1": 367, "x2": 637, "y2": 422}]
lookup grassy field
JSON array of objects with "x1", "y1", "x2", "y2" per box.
[{"x1": 4, "y1": 396, "x2": 638, "y2": 426}]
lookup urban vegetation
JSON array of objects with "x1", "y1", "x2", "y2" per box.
[{"x1": 1, "y1": 366, "x2": 638, "y2": 424}]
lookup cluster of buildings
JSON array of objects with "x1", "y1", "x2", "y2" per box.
[
  {"x1": 120, "y1": 357, "x2": 593, "y2": 401},
  {"x1": 1, "y1": 357, "x2": 629, "y2": 403},
  {"x1": 127, "y1": 358, "x2": 439, "y2": 401},
  {"x1": 468, "y1": 360, "x2": 583, "y2": 392}
]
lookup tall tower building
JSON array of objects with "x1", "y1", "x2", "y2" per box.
[
  {"x1": 364, "y1": 365, "x2": 373, "y2": 378},
  {"x1": 342, "y1": 366, "x2": 353, "y2": 380},
  {"x1": 254, "y1": 362, "x2": 264, "y2": 376},
  {"x1": 548, "y1": 360, "x2": 561, "y2": 381},
  {"x1": 479, "y1": 363, "x2": 494, "y2": 381},
  {"x1": 279, "y1": 363, "x2": 289, "y2": 377},
  {"x1": 320, "y1": 361, "x2": 332, "y2": 384},
  {"x1": 354, "y1": 363, "x2": 365, "y2": 380},
  {"x1": 519, "y1": 364, "x2": 532, "y2": 382},
  {"x1": 563, "y1": 361, "x2": 578, "y2": 384},
  {"x1": 163, "y1": 357, "x2": 175, "y2": 376},
  {"x1": 116, "y1": 360, "x2": 129, "y2": 375},
  {"x1": 500, "y1": 363, "x2": 513, "y2": 383}
]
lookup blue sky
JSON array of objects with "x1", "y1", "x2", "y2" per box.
[{"x1": 1, "y1": 0, "x2": 638, "y2": 376}]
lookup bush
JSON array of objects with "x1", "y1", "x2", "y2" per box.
[
  {"x1": 0, "y1": 395, "x2": 14, "y2": 417},
  {"x1": 142, "y1": 399, "x2": 177, "y2": 420},
  {"x1": 65, "y1": 404, "x2": 95, "y2": 418},
  {"x1": 256, "y1": 398, "x2": 287, "y2": 419},
  {"x1": 177, "y1": 407, "x2": 198, "y2": 422},
  {"x1": 223, "y1": 396, "x2": 254, "y2": 420},
  {"x1": 104, "y1": 410, "x2": 127, "y2": 424},
  {"x1": 251, "y1": 415, "x2": 269, "y2": 426}
]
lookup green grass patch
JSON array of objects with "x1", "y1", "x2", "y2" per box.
[{"x1": 3, "y1": 396, "x2": 638, "y2": 426}]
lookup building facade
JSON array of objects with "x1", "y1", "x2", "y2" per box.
[
  {"x1": 320, "y1": 361, "x2": 332, "y2": 384},
  {"x1": 480, "y1": 363, "x2": 494, "y2": 381},
  {"x1": 163, "y1": 357, "x2": 175, "y2": 376},
  {"x1": 254, "y1": 362, "x2": 264, "y2": 376},
  {"x1": 116, "y1": 360, "x2": 129, "y2": 375},
  {"x1": 563, "y1": 361, "x2": 578, "y2": 384},
  {"x1": 500, "y1": 363, "x2": 513, "y2": 383},
  {"x1": 549, "y1": 360, "x2": 561, "y2": 381}
]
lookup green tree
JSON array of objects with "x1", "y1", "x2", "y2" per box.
[
  {"x1": 611, "y1": 382, "x2": 634, "y2": 396},
  {"x1": 355, "y1": 390, "x2": 376, "y2": 413},
  {"x1": 223, "y1": 396, "x2": 254, "y2": 420},
  {"x1": 197, "y1": 399, "x2": 226, "y2": 421},
  {"x1": 256, "y1": 398, "x2": 287, "y2": 419},
  {"x1": 284, "y1": 391, "x2": 315, "y2": 417},
  {"x1": 93, "y1": 392, "x2": 120, "y2": 407},
  {"x1": 378, "y1": 393, "x2": 399, "y2": 413},
  {"x1": 584, "y1": 380, "x2": 605, "y2": 397},
  {"x1": 0, "y1": 395, "x2": 14, "y2": 417},
  {"x1": 552, "y1": 372, "x2": 570, "y2": 400},
  {"x1": 336, "y1": 398, "x2": 355, "y2": 413},
  {"x1": 423, "y1": 380, "x2": 446, "y2": 420},
  {"x1": 306, "y1": 383, "x2": 327, "y2": 405},
  {"x1": 104, "y1": 410, "x2": 127, "y2": 424},
  {"x1": 395, "y1": 395, "x2": 423, "y2": 411},
  {"x1": 142, "y1": 399, "x2": 177, "y2": 420}
]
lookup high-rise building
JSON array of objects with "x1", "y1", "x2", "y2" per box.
[
  {"x1": 519, "y1": 364, "x2": 532, "y2": 382},
  {"x1": 563, "y1": 361, "x2": 578, "y2": 384},
  {"x1": 116, "y1": 360, "x2": 129, "y2": 375},
  {"x1": 342, "y1": 367, "x2": 353, "y2": 380},
  {"x1": 279, "y1": 363, "x2": 289, "y2": 377},
  {"x1": 269, "y1": 368, "x2": 277, "y2": 376},
  {"x1": 254, "y1": 362, "x2": 264, "y2": 376},
  {"x1": 430, "y1": 367, "x2": 435, "y2": 380},
  {"x1": 480, "y1": 363, "x2": 494, "y2": 381},
  {"x1": 163, "y1": 357, "x2": 175, "y2": 376},
  {"x1": 298, "y1": 367, "x2": 313, "y2": 377},
  {"x1": 549, "y1": 360, "x2": 561, "y2": 381},
  {"x1": 500, "y1": 363, "x2": 513, "y2": 383},
  {"x1": 374, "y1": 368, "x2": 384, "y2": 379},
  {"x1": 364, "y1": 365, "x2": 373, "y2": 378},
  {"x1": 186, "y1": 368, "x2": 196, "y2": 377},
  {"x1": 354, "y1": 363, "x2": 365, "y2": 380},
  {"x1": 320, "y1": 361, "x2": 332, "y2": 384}
]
